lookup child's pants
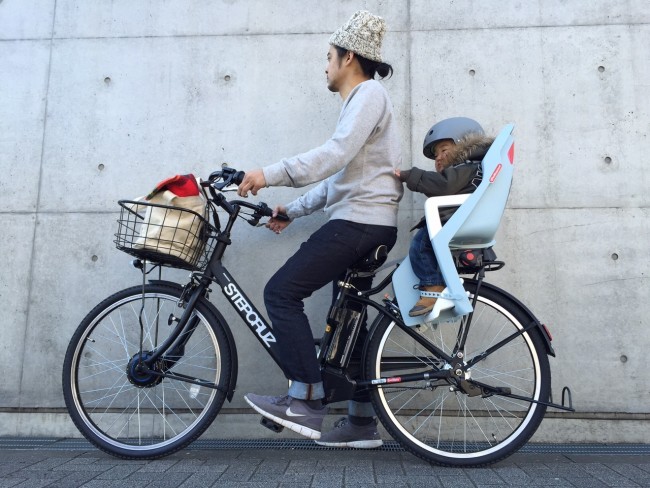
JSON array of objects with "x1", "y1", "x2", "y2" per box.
[{"x1": 409, "y1": 227, "x2": 445, "y2": 286}]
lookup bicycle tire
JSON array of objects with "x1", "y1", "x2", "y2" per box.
[
  {"x1": 365, "y1": 281, "x2": 551, "y2": 467},
  {"x1": 62, "y1": 283, "x2": 232, "y2": 459}
]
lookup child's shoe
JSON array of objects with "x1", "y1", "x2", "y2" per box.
[{"x1": 409, "y1": 285, "x2": 445, "y2": 317}]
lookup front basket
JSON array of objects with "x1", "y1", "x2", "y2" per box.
[{"x1": 114, "y1": 200, "x2": 216, "y2": 271}]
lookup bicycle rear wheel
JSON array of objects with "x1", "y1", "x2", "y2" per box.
[
  {"x1": 62, "y1": 283, "x2": 232, "y2": 459},
  {"x1": 365, "y1": 281, "x2": 551, "y2": 466}
]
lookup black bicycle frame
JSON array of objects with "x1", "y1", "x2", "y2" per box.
[
  {"x1": 209, "y1": 261, "x2": 285, "y2": 365},
  {"x1": 136, "y1": 197, "x2": 572, "y2": 411}
]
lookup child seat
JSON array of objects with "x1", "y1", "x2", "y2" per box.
[{"x1": 393, "y1": 124, "x2": 515, "y2": 325}]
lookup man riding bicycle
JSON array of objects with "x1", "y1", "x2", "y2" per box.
[{"x1": 237, "y1": 10, "x2": 403, "y2": 447}]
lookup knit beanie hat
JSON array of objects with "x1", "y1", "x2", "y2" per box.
[{"x1": 329, "y1": 10, "x2": 386, "y2": 63}]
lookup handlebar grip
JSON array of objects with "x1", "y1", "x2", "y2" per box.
[
  {"x1": 232, "y1": 171, "x2": 245, "y2": 185},
  {"x1": 258, "y1": 202, "x2": 290, "y2": 221},
  {"x1": 249, "y1": 207, "x2": 290, "y2": 227},
  {"x1": 274, "y1": 213, "x2": 291, "y2": 222},
  {"x1": 256, "y1": 202, "x2": 274, "y2": 217}
]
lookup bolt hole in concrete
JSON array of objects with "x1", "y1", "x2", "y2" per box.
[
  {"x1": 604, "y1": 156, "x2": 612, "y2": 164},
  {"x1": 598, "y1": 66, "x2": 605, "y2": 72},
  {"x1": 469, "y1": 69, "x2": 476, "y2": 76},
  {"x1": 98, "y1": 163, "x2": 105, "y2": 171},
  {"x1": 224, "y1": 75, "x2": 231, "y2": 81},
  {"x1": 91, "y1": 255, "x2": 98, "y2": 262},
  {"x1": 104, "y1": 76, "x2": 111, "y2": 85},
  {"x1": 620, "y1": 355, "x2": 628, "y2": 363},
  {"x1": 611, "y1": 253, "x2": 619, "y2": 260}
]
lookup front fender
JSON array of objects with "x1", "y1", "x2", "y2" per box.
[{"x1": 148, "y1": 279, "x2": 239, "y2": 401}]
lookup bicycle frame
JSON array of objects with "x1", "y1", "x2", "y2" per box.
[{"x1": 133, "y1": 185, "x2": 571, "y2": 413}]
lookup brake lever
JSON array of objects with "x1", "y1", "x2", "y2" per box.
[{"x1": 254, "y1": 214, "x2": 291, "y2": 227}]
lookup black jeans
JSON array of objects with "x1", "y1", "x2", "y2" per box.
[{"x1": 264, "y1": 219, "x2": 398, "y2": 400}]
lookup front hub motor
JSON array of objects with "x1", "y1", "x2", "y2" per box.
[{"x1": 126, "y1": 351, "x2": 164, "y2": 388}]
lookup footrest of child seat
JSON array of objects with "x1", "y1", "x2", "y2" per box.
[
  {"x1": 423, "y1": 298, "x2": 455, "y2": 324},
  {"x1": 260, "y1": 416, "x2": 284, "y2": 433},
  {"x1": 422, "y1": 285, "x2": 459, "y2": 323}
]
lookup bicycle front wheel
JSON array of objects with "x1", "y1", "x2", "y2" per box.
[
  {"x1": 366, "y1": 281, "x2": 551, "y2": 466},
  {"x1": 62, "y1": 283, "x2": 232, "y2": 459}
]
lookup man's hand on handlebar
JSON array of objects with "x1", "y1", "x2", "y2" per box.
[
  {"x1": 237, "y1": 169, "x2": 267, "y2": 197},
  {"x1": 266, "y1": 205, "x2": 291, "y2": 234}
]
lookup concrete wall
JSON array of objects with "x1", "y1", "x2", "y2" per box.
[{"x1": 1, "y1": 0, "x2": 648, "y2": 441}]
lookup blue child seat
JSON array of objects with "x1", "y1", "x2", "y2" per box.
[{"x1": 393, "y1": 124, "x2": 515, "y2": 325}]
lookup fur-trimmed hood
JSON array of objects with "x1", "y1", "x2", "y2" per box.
[
  {"x1": 441, "y1": 133, "x2": 495, "y2": 169},
  {"x1": 400, "y1": 132, "x2": 495, "y2": 203}
]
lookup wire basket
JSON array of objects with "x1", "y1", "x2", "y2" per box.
[{"x1": 115, "y1": 200, "x2": 216, "y2": 271}]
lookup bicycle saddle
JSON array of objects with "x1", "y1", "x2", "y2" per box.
[{"x1": 349, "y1": 245, "x2": 388, "y2": 274}]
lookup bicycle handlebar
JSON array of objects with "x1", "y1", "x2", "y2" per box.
[
  {"x1": 202, "y1": 166, "x2": 290, "y2": 225},
  {"x1": 207, "y1": 166, "x2": 245, "y2": 189}
]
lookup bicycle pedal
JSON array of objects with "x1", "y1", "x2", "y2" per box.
[{"x1": 260, "y1": 416, "x2": 284, "y2": 433}]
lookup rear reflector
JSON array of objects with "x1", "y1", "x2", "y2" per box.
[
  {"x1": 542, "y1": 324, "x2": 553, "y2": 341},
  {"x1": 489, "y1": 164, "x2": 502, "y2": 183}
]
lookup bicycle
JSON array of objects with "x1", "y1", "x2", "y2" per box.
[{"x1": 62, "y1": 164, "x2": 574, "y2": 467}]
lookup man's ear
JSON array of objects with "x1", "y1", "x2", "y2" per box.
[{"x1": 343, "y1": 51, "x2": 355, "y2": 66}]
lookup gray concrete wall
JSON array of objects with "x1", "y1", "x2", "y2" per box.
[{"x1": 1, "y1": 0, "x2": 648, "y2": 441}]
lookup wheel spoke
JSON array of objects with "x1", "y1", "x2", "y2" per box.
[
  {"x1": 368, "y1": 281, "x2": 550, "y2": 466},
  {"x1": 63, "y1": 286, "x2": 229, "y2": 458}
]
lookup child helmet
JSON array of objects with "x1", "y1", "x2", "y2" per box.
[{"x1": 423, "y1": 117, "x2": 484, "y2": 159}]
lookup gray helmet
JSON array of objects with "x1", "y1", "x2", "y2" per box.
[{"x1": 423, "y1": 117, "x2": 484, "y2": 159}]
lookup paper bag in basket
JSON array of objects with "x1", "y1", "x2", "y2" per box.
[{"x1": 133, "y1": 174, "x2": 208, "y2": 266}]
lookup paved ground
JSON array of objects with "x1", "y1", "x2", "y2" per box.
[{"x1": 0, "y1": 439, "x2": 648, "y2": 487}]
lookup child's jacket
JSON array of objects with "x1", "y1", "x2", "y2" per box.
[{"x1": 400, "y1": 134, "x2": 495, "y2": 229}]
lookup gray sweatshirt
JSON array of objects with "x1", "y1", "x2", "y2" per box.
[{"x1": 262, "y1": 79, "x2": 403, "y2": 227}]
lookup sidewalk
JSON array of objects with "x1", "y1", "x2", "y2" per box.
[{"x1": 0, "y1": 438, "x2": 648, "y2": 488}]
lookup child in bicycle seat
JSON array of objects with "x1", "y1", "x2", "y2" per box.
[{"x1": 396, "y1": 117, "x2": 494, "y2": 317}]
